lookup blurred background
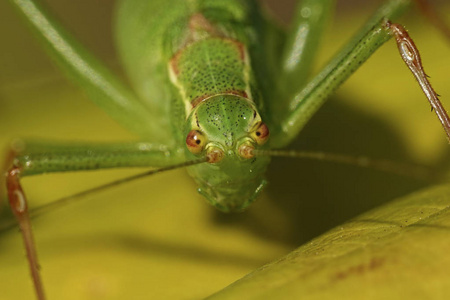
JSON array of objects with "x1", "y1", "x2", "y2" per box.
[{"x1": 0, "y1": 0, "x2": 449, "y2": 299}]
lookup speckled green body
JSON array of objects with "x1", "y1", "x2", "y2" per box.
[
  {"x1": 171, "y1": 38, "x2": 250, "y2": 105},
  {"x1": 116, "y1": 0, "x2": 272, "y2": 143},
  {"x1": 116, "y1": 0, "x2": 272, "y2": 211},
  {"x1": 10, "y1": 0, "x2": 413, "y2": 212}
]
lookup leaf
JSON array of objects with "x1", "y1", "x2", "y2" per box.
[{"x1": 207, "y1": 184, "x2": 450, "y2": 299}]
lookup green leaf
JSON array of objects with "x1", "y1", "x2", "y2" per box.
[{"x1": 207, "y1": 184, "x2": 450, "y2": 299}]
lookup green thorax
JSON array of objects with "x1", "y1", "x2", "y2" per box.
[
  {"x1": 170, "y1": 38, "x2": 251, "y2": 108},
  {"x1": 115, "y1": 0, "x2": 270, "y2": 144},
  {"x1": 167, "y1": 12, "x2": 258, "y2": 119}
]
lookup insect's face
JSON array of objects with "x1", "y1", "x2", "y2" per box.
[{"x1": 184, "y1": 95, "x2": 271, "y2": 212}]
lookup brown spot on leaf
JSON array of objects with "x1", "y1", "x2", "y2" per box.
[{"x1": 332, "y1": 257, "x2": 385, "y2": 281}]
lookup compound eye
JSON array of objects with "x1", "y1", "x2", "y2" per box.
[
  {"x1": 186, "y1": 130, "x2": 207, "y2": 154},
  {"x1": 251, "y1": 122, "x2": 269, "y2": 145}
]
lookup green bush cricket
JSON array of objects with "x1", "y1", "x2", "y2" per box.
[{"x1": 1, "y1": 0, "x2": 450, "y2": 299}]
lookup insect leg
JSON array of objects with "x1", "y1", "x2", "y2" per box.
[
  {"x1": 7, "y1": 0, "x2": 159, "y2": 140},
  {"x1": 2, "y1": 140, "x2": 186, "y2": 300},
  {"x1": 6, "y1": 165, "x2": 45, "y2": 300},
  {"x1": 3, "y1": 145, "x2": 45, "y2": 300},
  {"x1": 278, "y1": 0, "x2": 335, "y2": 98},
  {"x1": 271, "y1": 0, "x2": 449, "y2": 147},
  {"x1": 387, "y1": 21, "x2": 450, "y2": 141}
]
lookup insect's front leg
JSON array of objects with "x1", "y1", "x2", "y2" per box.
[
  {"x1": 265, "y1": 0, "x2": 334, "y2": 124},
  {"x1": 2, "y1": 140, "x2": 186, "y2": 300},
  {"x1": 272, "y1": 0, "x2": 450, "y2": 147},
  {"x1": 277, "y1": 0, "x2": 334, "y2": 97},
  {"x1": 7, "y1": 0, "x2": 169, "y2": 141}
]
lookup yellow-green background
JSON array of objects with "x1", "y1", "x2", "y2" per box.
[{"x1": 0, "y1": 0, "x2": 449, "y2": 299}]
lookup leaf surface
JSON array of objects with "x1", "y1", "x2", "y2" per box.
[{"x1": 208, "y1": 184, "x2": 450, "y2": 299}]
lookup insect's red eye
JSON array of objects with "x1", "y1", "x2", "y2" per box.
[
  {"x1": 251, "y1": 123, "x2": 269, "y2": 145},
  {"x1": 186, "y1": 130, "x2": 206, "y2": 154}
]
